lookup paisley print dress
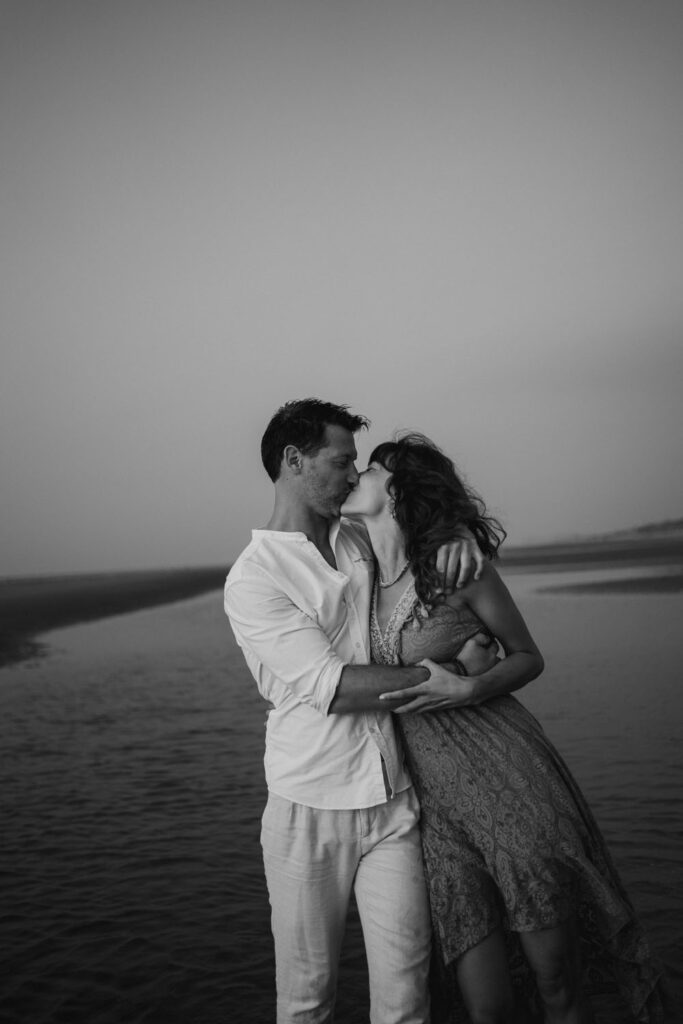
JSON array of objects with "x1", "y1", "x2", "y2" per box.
[{"x1": 370, "y1": 579, "x2": 665, "y2": 1023}]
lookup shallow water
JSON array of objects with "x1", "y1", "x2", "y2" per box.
[{"x1": 1, "y1": 565, "x2": 681, "y2": 1022}]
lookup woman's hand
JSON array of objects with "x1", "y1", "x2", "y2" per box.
[
  {"x1": 379, "y1": 659, "x2": 476, "y2": 713},
  {"x1": 458, "y1": 633, "x2": 500, "y2": 676}
]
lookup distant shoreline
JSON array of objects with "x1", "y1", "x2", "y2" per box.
[
  {"x1": 539, "y1": 574, "x2": 683, "y2": 596},
  {"x1": 0, "y1": 567, "x2": 226, "y2": 668},
  {"x1": 499, "y1": 535, "x2": 683, "y2": 593},
  {"x1": 2, "y1": 535, "x2": 682, "y2": 669},
  {"x1": 499, "y1": 533, "x2": 683, "y2": 570}
]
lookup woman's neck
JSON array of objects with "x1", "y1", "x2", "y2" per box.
[{"x1": 364, "y1": 517, "x2": 408, "y2": 585}]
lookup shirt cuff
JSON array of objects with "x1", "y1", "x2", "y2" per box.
[{"x1": 317, "y1": 655, "x2": 346, "y2": 716}]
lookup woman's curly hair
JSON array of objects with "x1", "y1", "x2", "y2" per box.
[{"x1": 370, "y1": 433, "x2": 506, "y2": 607}]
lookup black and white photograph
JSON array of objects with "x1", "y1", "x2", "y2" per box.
[{"x1": 1, "y1": 2, "x2": 681, "y2": 1022}]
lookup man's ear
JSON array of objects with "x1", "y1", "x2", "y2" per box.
[{"x1": 283, "y1": 445, "x2": 303, "y2": 473}]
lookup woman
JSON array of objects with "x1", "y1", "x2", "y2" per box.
[{"x1": 341, "y1": 434, "x2": 665, "y2": 1024}]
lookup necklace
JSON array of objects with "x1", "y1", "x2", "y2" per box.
[{"x1": 377, "y1": 558, "x2": 410, "y2": 589}]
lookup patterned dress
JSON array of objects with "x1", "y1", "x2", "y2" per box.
[{"x1": 370, "y1": 579, "x2": 665, "y2": 1023}]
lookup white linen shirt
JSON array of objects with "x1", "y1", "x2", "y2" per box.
[{"x1": 224, "y1": 518, "x2": 412, "y2": 809}]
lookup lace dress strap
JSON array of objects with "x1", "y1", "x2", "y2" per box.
[{"x1": 370, "y1": 578, "x2": 418, "y2": 666}]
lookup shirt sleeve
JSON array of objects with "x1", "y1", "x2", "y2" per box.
[{"x1": 224, "y1": 568, "x2": 346, "y2": 716}]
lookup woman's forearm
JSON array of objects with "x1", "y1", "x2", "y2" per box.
[
  {"x1": 379, "y1": 651, "x2": 544, "y2": 714},
  {"x1": 465, "y1": 651, "x2": 544, "y2": 705}
]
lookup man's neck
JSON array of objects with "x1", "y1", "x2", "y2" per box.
[{"x1": 266, "y1": 503, "x2": 337, "y2": 555}]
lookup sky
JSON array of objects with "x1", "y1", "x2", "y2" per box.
[{"x1": 1, "y1": 0, "x2": 682, "y2": 576}]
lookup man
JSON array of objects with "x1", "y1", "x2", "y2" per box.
[{"x1": 225, "y1": 399, "x2": 483, "y2": 1024}]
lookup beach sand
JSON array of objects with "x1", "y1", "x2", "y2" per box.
[{"x1": 0, "y1": 567, "x2": 226, "y2": 666}]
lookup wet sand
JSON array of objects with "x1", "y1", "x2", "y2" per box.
[
  {"x1": 0, "y1": 567, "x2": 226, "y2": 666},
  {"x1": 540, "y1": 574, "x2": 683, "y2": 595},
  {"x1": 2, "y1": 534, "x2": 682, "y2": 667}
]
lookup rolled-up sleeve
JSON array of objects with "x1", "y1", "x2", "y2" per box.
[{"x1": 225, "y1": 570, "x2": 346, "y2": 716}]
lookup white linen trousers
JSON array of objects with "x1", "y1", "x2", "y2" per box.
[{"x1": 260, "y1": 788, "x2": 432, "y2": 1024}]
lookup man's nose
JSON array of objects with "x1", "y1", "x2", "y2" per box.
[{"x1": 348, "y1": 465, "x2": 359, "y2": 486}]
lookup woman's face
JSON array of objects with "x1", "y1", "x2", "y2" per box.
[{"x1": 340, "y1": 461, "x2": 393, "y2": 518}]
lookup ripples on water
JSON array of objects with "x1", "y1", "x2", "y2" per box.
[{"x1": 1, "y1": 569, "x2": 681, "y2": 1022}]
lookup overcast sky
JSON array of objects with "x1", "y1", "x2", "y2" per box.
[{"x1": 2, "y1": 0, "x2": 682, "y2": 576}]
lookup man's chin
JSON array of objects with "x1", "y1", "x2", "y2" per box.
[{"x1": 337, "y1": 490, "x2": 362, "y2": 517}]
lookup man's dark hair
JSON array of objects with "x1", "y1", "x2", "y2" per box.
[{"x1": 261, "y1": 398, "x2": 370, "y2": 481}]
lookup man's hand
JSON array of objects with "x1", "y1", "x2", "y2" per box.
[
  {"x1": 458, "y1": 632, "x2": 500, "y2": 676},
  {"x1": 435, "y1": 530, "x2": 484, "y2": 591},
  {"x1": 379, "y1": 659, "x2": 475, "y2": 713}
]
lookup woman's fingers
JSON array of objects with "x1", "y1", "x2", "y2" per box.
[
  {"x1": 393, "y1": 698, "x2": 431, "y2": 714},
  {"x1": 379, "y1": 660, "x2": 469, "y2": 711},
  {"x1": 379, "y1": 682, "x2": 428, "y2": 702}
]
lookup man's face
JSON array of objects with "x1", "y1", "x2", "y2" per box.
[{"x1": 299, "y1": 425, "x2": 360, "y2": 519}]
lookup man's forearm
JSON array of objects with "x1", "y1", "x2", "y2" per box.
[{"x1": 328, "y1": 663, "x2": 430, "y2": 714}]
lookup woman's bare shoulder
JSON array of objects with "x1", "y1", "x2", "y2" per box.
[{"x1": 443, "y1": 560, "x2": 501, "y2": 606}]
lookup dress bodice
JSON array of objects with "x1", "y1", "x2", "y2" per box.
[{"x1": 370, "y1": 580, "x2": 490, "y2": 667}]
